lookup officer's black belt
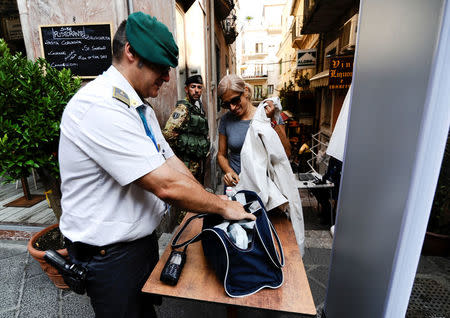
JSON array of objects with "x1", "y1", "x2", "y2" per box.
[
  {"x1": 65, "y1": 233, "x2": 155, "y2": 259},
  {"x1": 64, "y1": 238, "x2": 120, "y2": 258}
]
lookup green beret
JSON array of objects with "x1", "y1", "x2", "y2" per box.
[{"x1": 126, "y1": 12, "x2": 179, "y2": 68}]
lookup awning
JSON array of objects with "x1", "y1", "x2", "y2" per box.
[
  {"x1": 309, "y1": 70, "x2": 329, "y2": 88},
  {"x1": 281, "y1": 110, "x2": 293, "y2": 121}
]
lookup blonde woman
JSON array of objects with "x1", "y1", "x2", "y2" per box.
[{"x1": 217, "y1": 75, "x2": 290, "y2": 187}]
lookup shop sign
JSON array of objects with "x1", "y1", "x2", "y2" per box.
[
  {"x1": 297, "y1": 49, "x2": 317, "y2": 70},
  {"x1": 329, "y1": 56, "x2": 353, "y2": 89},
  {"x1": 1, "y1": 17, "x2": 23, "y2": 40}
]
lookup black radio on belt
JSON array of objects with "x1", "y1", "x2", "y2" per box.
[
  {"x1": 160, "y1": 249, "x2": 186, "y2": 286},
  {"x1": 44, "y1": 250, "x2": 87, "y2": 294}
]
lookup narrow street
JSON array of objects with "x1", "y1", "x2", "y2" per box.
[{"x1": 0, "y1": 0, "x2": 449, "y2": 317}]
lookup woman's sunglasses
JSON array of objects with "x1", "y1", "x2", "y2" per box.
[{"x1": 221, "y1": 93, "x2": 242, "y2": 109}]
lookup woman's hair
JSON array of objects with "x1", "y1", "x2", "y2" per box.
[{"x1": 217, "y1": 74, "x2": 246, "y2": 98}]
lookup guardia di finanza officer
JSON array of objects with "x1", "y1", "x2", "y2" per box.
[{"x1": 58, "y1": 12, "x2": 254, "y2": 318}]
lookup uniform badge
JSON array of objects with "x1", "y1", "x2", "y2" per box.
[{"x1": 112, "y1": 87, "x2": 130, "y2": 108}]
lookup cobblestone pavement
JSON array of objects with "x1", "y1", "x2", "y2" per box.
[
  {"x1": 0, "y1": 186, "x2": 448, "y2": 317},
  {"x1": 0, "y1": 229, "x2": 333, "y2": 318}
]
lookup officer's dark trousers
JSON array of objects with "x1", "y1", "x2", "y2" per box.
[{"x1": 67, "y1": 233, "x2": 159, "y2": 318}]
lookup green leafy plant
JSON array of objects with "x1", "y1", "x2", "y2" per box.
[
  {"x1": 279, "y1": 80, "x2": 297, "y2": 112},
  {"x1": 427, "y1": 132, "x2": 450, "y2": 235},
  {"x1": 0, "y1": 38, "x2": 81, "y2": 219},
  {"x1": 296, "y1": 73, "x2": 310, "y2": 89}
]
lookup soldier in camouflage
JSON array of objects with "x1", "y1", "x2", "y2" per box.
[{"x1": 163, "y1": 75, "x2": 210, "y2": 182}]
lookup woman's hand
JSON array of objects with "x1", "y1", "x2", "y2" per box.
[
  {"x1": 223, "y1": 171, "x2": 240, "y2": 187},
  {"x1": 264, "y1": 100, "x2": 276, "y2": 121}
]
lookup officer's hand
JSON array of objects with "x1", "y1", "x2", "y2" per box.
[
  {"x1": 223, "y1": 172, "x2": 239, "y2": 187},
  {"x1": 221, "y1": 200, "x2": 256, "y2": 221},
  {"x1": 218, "y1": 194, "x2": 228, "y2": 200}
]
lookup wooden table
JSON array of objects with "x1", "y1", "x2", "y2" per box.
[{"x1": 142, "y1": 212, "x2": 316, "y2": 316}]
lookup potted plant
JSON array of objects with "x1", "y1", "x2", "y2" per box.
[
  {"x1": 422, "y1": 132, "x2": 450, "y2": 256},
  {"x1": 0, "y1": 39, "x2": 81, "y2": 287}
]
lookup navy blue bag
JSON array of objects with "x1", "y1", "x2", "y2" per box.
[{"x1": 171, "y1": 190, "x2": 284, "y2": 297}]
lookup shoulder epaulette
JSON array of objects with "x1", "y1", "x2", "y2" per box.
[{"x1": 112, "y1": 87, "x2": 130, "y2": 107}]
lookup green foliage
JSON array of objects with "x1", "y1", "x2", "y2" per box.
[
  {"x1": 427, "y1": 132, "x2": 450, "y2": 235},
  {"x1": 279, "y1": 81, "x2": 296, "y2": 112},
  {"x1": 279, "y1": 81, "x2": 294, "y2": 103},
  {"x1": 296, "y1": 73, "x2": 310, "y2": 89},
  {"x1": 0, "y1": 38, "x2": 81, "y2": 183}
]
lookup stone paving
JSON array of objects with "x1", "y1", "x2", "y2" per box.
[
  {"x1": 0, "y1": 229, "x2": 332, "y2": 318},
  {"x1": 2, "y1": 235, "x2": 447, "y2": 318},
  {"x1": 0, "y1": 184, "x2": 449, "y2": 317}
]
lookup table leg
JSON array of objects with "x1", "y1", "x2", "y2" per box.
[
  {"x1": 226, "y1": 305, "x2": 238, "y2": 318},
  {"x1": 329, "y1": 188, "x2": 334, "y2": 226}
]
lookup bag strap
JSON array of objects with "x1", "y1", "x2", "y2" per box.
[
  {"x1": 266, "y1": 218, "x2": 285, "y2": 268},
  {"x1": 170, "y1": 191, "x2": 284, "y2": 268},
  {"x1": 170, "y1": 213, "x2": 207, "y2": 250}
]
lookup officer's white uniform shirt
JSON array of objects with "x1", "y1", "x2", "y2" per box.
[{"x1": 59, "y1": 66, "x2": 174, "y2": 246}]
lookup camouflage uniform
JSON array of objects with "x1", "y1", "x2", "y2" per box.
[{"x1": 163, "y1": 99, "x2": 210, "y2": 180}]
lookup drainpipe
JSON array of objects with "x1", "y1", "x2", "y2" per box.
[
  {"x1": 209, "y1": 0, "x2": 218, "y2": 189},
  {"x1": 127, "y1": 0, "x2": 134, "y2": 14},
  {"x1": 210, "y1": 0, "x2": 217, "y2": 92},
  {"x1": 314, "y1": 33, "x2": 324, "y2": 133}
]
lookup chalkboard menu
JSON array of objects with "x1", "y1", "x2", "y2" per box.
[{"x1": 39, "y1": 23, "x2": 113, "y2": 78}]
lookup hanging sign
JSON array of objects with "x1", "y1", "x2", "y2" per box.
[
  {"x1": 39, "y1": 23, "x2": 113, "y2": 78},
  {"x1": 329, "y1": 56, "x2": 354, "y2": 89},
  {"x1": 297, "y1": 49, "x2": 317, "y2": 69}
]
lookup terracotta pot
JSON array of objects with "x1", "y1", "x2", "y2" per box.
[
  {"x1": 421, "y1": 231, "x2": 450, "y2": 256},
  {"x1": 27, "y1": 223, "x2": 70, "y2": 289}
]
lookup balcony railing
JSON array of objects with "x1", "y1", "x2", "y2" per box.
[
  {"x1": 241, "y1": 72, "x2": 268, "y2": 79},
  {"x1": 291, "y1": 15, "x2": 303, "y2": 48},
  {"x1": 242, "y1": 49, "x2": 268, "y2": 59},
  {"x1": 267, "y1": 22, "x2": 282, "y2": 33}
]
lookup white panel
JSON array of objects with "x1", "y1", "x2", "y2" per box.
[
  {"x1": 384, "y1": 0, "x2": 450, "y2": 316},
  {"x1": 325, "y1": 1, "x2": 447, "y2": 317}
]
